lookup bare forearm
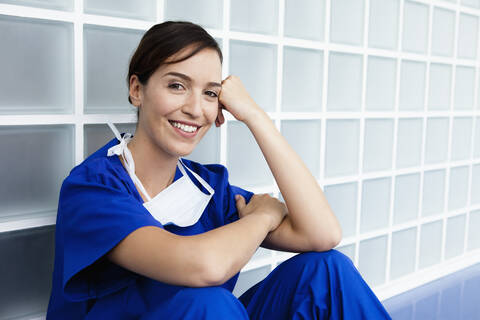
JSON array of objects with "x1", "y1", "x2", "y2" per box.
[
  {"x1": 245, "y1": 109, "x2": 342, "y2": 249},
  {"x1": 193, "y1": 213, "x2": 271, "y2": 285}
]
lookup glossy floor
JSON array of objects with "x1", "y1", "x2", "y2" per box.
[{"x1": 383, "y1": 263, "x2": 480, "y2": 319}]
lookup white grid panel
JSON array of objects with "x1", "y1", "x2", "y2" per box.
[{"x1": 2, "y1": 0, "x2": 480, "y2": 318}]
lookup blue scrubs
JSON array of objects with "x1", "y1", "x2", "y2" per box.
[{"x1": 47, "y1": 137, "x2": 391, "y2": 319}]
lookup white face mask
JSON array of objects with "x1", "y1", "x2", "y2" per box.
[{"x1": 106, "y1": 123, "x2": 214, "y2": 227}]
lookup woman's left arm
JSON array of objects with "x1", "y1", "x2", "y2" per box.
[{"x1": 218, "y1": 76, "x2": 342, "y2": 252}]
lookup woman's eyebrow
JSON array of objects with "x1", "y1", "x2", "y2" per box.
[{"x1": 162, "y1": 71, "x2": 222, "y2": 88}]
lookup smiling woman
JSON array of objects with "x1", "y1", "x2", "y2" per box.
[{"x1": 46, "y1": 21, "x2": 390, "y2": 319}]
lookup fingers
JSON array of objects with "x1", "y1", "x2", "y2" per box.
[{"x1": 235, "y1": 194, "x2": 246, "y2": 211}]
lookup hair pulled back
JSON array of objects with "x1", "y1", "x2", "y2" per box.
[{"x1": 127, "y1": 21, "x2": 223, "y2": 104}]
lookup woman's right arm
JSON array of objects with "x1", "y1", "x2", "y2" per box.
[{"x1": 107, "y1": 194, "x2": 285, "y2": 287}]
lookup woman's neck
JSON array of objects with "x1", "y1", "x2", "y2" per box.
[{"x1": 126, "y1": 130, "x2": 178, "y2": 199}]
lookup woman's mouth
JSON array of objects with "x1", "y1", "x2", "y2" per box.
[{"x1": 169, "y1": 120, "x2": 200, "y2": 137}]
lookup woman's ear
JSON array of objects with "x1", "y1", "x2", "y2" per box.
[
  {"x1": 129, "y1": 74, "x2": 143, "y2": 107},
  {"x1": 215, "y1": 103, "x2": 225, "y2": 127}
]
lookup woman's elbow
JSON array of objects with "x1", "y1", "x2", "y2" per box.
[
  {"x1": 200, "y1": 252, "x2": 229, "y2": 287},
  {"x1": 314, "y1": 223, "x2": 342, "y2": 252}
]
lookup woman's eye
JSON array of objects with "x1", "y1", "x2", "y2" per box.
[
  {"x1": 205, "y1": 91, "x2": 218, "y2": 98},
  {"x1": 168, "y1": 83, "x2": 184, "y2": 90}
]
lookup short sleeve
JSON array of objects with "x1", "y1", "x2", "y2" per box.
[{"x1": 58, "y1": 174, "x2": 164, "y2": 302}]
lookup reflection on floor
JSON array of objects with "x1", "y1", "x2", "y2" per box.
[{"x1": 383, "y1": 263, "x2": 480, "y2": 320}]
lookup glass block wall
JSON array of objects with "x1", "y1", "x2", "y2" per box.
[{"x1": 1, "y1": 0, "x2": 480, "y2": 318}]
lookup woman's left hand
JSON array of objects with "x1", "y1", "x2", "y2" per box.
[{"x1": 216, "y1": 75, "x2": 264, "y2": 126}]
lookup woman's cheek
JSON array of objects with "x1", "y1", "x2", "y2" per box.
[
  {"x1": 160, "y1": 95, "x2": 185, "y2": 115},
  {"x1": 206, "y1": 104, "x2": 219, "y2": 123}
]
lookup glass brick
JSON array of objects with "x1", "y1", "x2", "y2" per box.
[
  {"x1": 425, "y1": 117, "x2": 449, "y2": 164},
  {"x1": 471, "y1": 164, "x2": 480, "y2": 205},
  {"x1": 396, "y1": 118, "x2": 423, "y2": 168},
  {"x1": 325, "y1": 120, "x2": 359, "y2": 177},
  {"x1": 393, "y1": 173, "x2": 420, "y2": 225},
  {"x1": 451, "y1": 117, "x2": 473, "y2": 161},
  {"x1": 428, "y1": 63, "x2": 452, "y2": 111},
  {"x1": 232, "y1": 266, "x2": 270, "y2": 298},
  {"x1": 84, "y1": 123, "x2": 136, "y2": 158},
  {"x1": 0, "y1": 226, "x2": 55, "y2": 319},
  {"x1": 462, "y1": 0, "x2": 480, "y2": 7},
  {"x1": 282, "y1": 47, "x2": 323, "y2": 112},
  {"x1": 390, "y1": 227, "x2": 417, "y2": 279},
  {"x1": 468, "y1": 210, "x2": 480, "y2": 250},
  {"x1": 422, "y1": 169, "x2": 446, "y2": 217},
  {"x1": 363, "y1": 119, "x2": 394, "y2": 172},
  {"x1": 84, "y1": 0, "x2": 156, "y2": 21},
  {"x1": 454, "y1": 66, "x2": 475, "y2": 110},
  {"x1": 0, "y1": 0, "x2": 72, "y2": 10},
  {"x1": 188, "y1": 127, "x2": 221, "y2": 165},
  {"x1": 457, "y1": 13, "x2": 479, "y2": 59},
  {"x1": 445, "y1": 214, "x2": 466, "y2": 259},
  {"x1": 281, "y1": 120, "x2": 321, "y2": 178},
  {"x1": 399, "y1": 60, "x2": 426, "y2": 111},
  {"x1": 227, "y1": 121, "x2": 273, "y2": 188},
  {"x1": 330, "y1": 0, "x2": 364, "y2": 45},
  {"x1": 431, "y1": 7, "x2": 455, "y2": 57},
  {"x1": 475, "y1": 117, "x2": 480, "y2": 158},
  {"x1": 361, "y1": 178, "x2": 391, "y2": 233},
  {"x1": 230, "y1": 40, "x2": 277, "y2": 112},
  {"x1": 252, "y1": 247, "x2": 271, "y2": 260},
  {"x1": 359, "y1": 235, "x2": 387, "y2": 286},
  {"x1": 368, "y1": 0, "x2": 399, "y2": 50},
  {"x1": 419, "y1": 220, "x2": 443, "y2": 268},
  {"x1": 0, "y1": 125, "x2": 74, "y2": 220},
  {"x1": 327, "y1": 52, "x2": 363, "y2": 111},
  {"x1": 230, "y1": 0, "x2": 277, "y2": 35},
  {"x1": 0, "y1": 15, "x2": 73, "y2": 114},
  {"x1": 284, "y1": 0, "x2": 325, "y2": 41},
  {"x1": 448, "y1": 166, "x2": 469, "y2": 210},
  {"x1": 164, "y1": 0, "x2": 223, "y2": 29},
  {"x1": 366, "y1": 56, "x2": 396, "y2": 111},
  {"x1": 84, "y1": 25, "x2": 143, "y2": 114},
  {"x1": 402, "y1": 1, "x2": 429, "y2": 54},
  {"x1": 324, "y1": 182, "x2": 357, "y2": 237},
  {"x1": 336, "y1": 243, "x2": 355, "y2": 261}
]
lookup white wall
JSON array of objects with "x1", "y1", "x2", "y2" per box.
[{"x1": 1, "y1": 0, "x2": 480, "y2": 318}]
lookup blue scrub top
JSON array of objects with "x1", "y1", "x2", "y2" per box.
[{"x1": 47, "y1": 137, "x2": 254, "y2": 319}]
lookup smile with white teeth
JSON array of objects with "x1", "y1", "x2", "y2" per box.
[{"x1": 171, "y1": 121, "x2": 198, "y2": 133}]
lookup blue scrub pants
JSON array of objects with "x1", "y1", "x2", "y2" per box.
[{"x1": 140, "y1": 250, "x2": 391, "y2": 319}]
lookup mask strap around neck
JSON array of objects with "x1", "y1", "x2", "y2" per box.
[
  {"x1": 107, "y1": 122, "x2": 122, "y2": 141},
  {"x1": 178, "y1": 159, "x2": 215, "y2": 195},
  {"x1": 107, "y1": 122, "x2": 153, "y2": 202}
]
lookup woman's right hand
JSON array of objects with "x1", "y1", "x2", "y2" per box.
[{"x1": 235, "y1": 194, "x2": 288, "y2": 232}]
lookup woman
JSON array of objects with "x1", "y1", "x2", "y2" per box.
[{"x1": 47, "y1": 21, "x2": 391, "y2": 319}]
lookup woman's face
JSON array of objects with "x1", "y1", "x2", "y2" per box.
[{"x1": 130, "y1": 46, "x2": 222, "y2": 158}]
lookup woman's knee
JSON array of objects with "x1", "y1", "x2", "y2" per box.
[
  {"x1": 287, "y1": 250, "x2": 354, "y2": 269},
  {"x1": 175, "y1": 287, "x2": 248, "y2": 318}
]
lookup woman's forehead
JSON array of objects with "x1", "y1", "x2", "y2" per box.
[{"x1": 159, "y1": 48, "x2": 222, "y2": 81}]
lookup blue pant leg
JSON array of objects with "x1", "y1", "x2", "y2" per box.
[
  {"x1": 239, "y1": 250, "x2": 391, "y2": 320},
  {"x1": 141, "y1": 286, "x2": 249, "y2": 320}
]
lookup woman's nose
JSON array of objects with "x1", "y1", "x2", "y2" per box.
[{"x1": 182, "y1": 92, "x2": 203, "y2": 118}]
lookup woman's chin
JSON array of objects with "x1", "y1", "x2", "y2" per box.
[{"x1": 169, "y1": 145, "x2": 196, "y2": 158}]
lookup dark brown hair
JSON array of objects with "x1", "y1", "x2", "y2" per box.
[{"x1": 127, "y1": 21, "x2": 223, "y2": 104}]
